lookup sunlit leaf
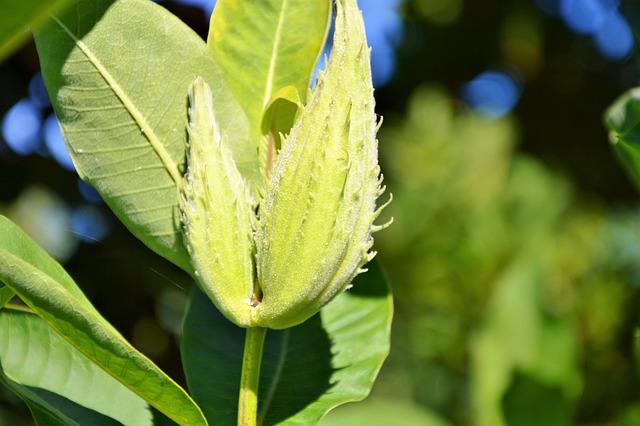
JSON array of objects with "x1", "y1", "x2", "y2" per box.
[
  {"x1": 0, "y1": 216, "x2": 207, "y2": 426},
  {"x1": 0, "y1": 307, "x2": 154, "y2": 425},
  {"x1": 209, "y1": 0, "x2": 330, "y2": 173},
  {"x1": 35, "y1": 0, "x2": 253, "y2": 271}
]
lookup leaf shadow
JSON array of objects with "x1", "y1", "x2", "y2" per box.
[{"x1": 259, "y1": 315, "x2": 333, "y2": 426}]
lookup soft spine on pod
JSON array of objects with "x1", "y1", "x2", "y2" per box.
[
  {"x1": 179, "y1": 77, "x2": 258, "y2": 328},
  {"x1": 254, "y1": 0, "x2": 392, "y2": 329}
]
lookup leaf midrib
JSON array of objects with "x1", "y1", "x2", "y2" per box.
[
  {"x1": 51, "y1": 15, "x2": 182, "y2": 184},
  {"x1": 261, "y1": 0, "x2": 290, "y2": 109}
]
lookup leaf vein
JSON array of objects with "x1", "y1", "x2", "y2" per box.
[{"x1": 52, "y1": 16, "x2": 182, "y2": 184}]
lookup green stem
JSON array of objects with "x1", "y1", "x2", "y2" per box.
[{"x1": 238, "y1": 327, "x2": 267, "y2": 426}]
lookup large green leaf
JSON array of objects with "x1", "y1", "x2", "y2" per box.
[
  {"x1": 181, "y1": 261, "x2": 392, "y2": 426},
  {"x1": 606, "y1": 88, "x2": 640, "y2": 190},
  {"x1": 208, "y1": 0, "x2": 330, "y2": 159},
  {"x1": 0, "y1": 216, "x2": 207, "y2": 426},
  {"x1": 34, "y1": 0, "x2": 254, "y2": 271},
  {"x1": 0, "y1": 0, "x2": 71, "y2": 62},
  {"x1": 0, "y1": 307, "x2": 153, "y2": 425}
]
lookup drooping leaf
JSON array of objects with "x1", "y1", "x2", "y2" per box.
[
  {"x1": 0, "y1": 284, "x2": 13, "y2": 309},
  {"x1": 208, "y1": 0, "x2": 330, "y2": 162},
  {"x1": 34, "y1": 0, "x2": 254, "y2": 271},
  {"x1": 605, "y1": 88, "x2": 640, "y2": 190},
  {"x1": 0, "y1": 307, "x2": 153, "y2": 426},
  {"x1": 181, "y1": 261, "x2": 392, "y2": 426},
  {"x1": 0, "y1": 0, "x2": 71, "y2": 62},
  {"x1": 0, "y1": 216, "x2": 207, "y2": 426}
]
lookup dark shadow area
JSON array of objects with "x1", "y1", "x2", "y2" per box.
[
  {"x1": 260, "y1": 315, "x2": 333, "y2": 426},
  {"x1": 349, "y1": 260, "x2": 391, "y2": 298},
  {"x1": 502, "y1": 371, "x2": 574, "y2": 426}
]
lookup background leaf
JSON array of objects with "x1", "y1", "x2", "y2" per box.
[
  {"x1": 0, "y1": 216, "x2": 207, "y2": 426},
  {"x1": 34, "y1": 0, "x2": 254, "y2": 271},
  {"x1": 319, "y1": 398, "x2": 451, "y2": 426},
  {"x1": 181, "y1": 261, "x2": 392, "y2": 426},
  {"x1": 605, "y1": 88, "x2": 640, "y2": 190},
  {"x1": 0, "y1": 0, "x2": 71, "y2": 63},
  {"x1": 208, "y1": 0, "x2": 330, "y2": 170},
  {"x1": 470, "y1": 256, "x2": 581, "y2": 426},
  {"x1": 0, "y1": 307, "x2": 153, "y2": 426}
]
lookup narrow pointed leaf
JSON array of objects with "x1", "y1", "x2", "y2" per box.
[
  {"x1": 0, "y1": 216, "x2": 207, "y2": 426},
  {"x1": 208, "y1": 0, "x2": 330, "y2": 165},
  {"x1": 0, "y1": 307, "x2": 153, "y2": 425},
  {"x1": 181, "y1": 261, "x2": 392, "y2": 426},
  {"x1": 0, "y1": 0, "x2": 71, "y2": 62},
  {"x1": 34, "y1": 0, "x2": 254, "y2": 271}
]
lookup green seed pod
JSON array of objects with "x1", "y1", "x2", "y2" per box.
[
  {"x1": 180, "y1": 77, "x2": 258, "y2": 328},
  {"x1": 254, "y1": 0, "x2": 391, "y2": 329}
]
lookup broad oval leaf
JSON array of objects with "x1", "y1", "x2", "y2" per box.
[
  {"x1": 208, "y1": 0, "x2": 331, "y2": 166},
  {"x1": 0, "y1": 0, "x2": 71, "y2": 62},
  {"x1": 34, "y1": 0, "x2": 254, "y2": 271},
  {"x1": 181, "y1": 261, "x2": 392, "y2": 426},
  {"x1": 0, "y1": 307, "x2": 153, "y2": 425},
  {"x1": 606, "y1": 88, "x2": 640, "y2": 190},
  {"x1": 0, "y1": 216, "x2": 207, "y2": 426}
]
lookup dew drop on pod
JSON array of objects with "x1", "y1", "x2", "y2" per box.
[{"x1": 180, "y1": 0, "x2": 392, "y2": 330}]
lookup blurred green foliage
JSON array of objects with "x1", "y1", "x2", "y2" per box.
[{"x1": 367, "y1": 87, "x2": 640, "y2": 425}]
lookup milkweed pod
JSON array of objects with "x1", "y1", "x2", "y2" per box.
[
  {"x1": 179, "y1": 77, "x2": 258, "y2": 327},
  {"x1": 254, "y1": 0, "x2": 391, "y2": 329}
]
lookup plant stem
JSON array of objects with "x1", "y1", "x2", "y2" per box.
[{"x1": 238, "y1": 327, "x2": 267, "y2": 426}]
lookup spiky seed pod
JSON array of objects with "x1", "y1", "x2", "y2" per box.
[
  {"x1": 180, "y1": 77, "x2": 258, "y2": 328},
  {"x1": 254, "y1": 0, "x2": 390, "y2": 329}
]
